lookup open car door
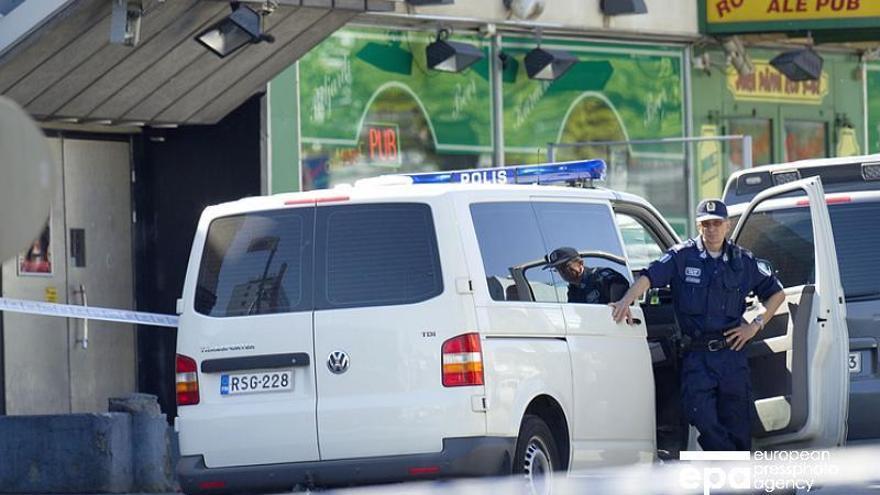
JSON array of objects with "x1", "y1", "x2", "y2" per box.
[{"x1": 731, "y1": 176, "x2": 849, "y2": 449}]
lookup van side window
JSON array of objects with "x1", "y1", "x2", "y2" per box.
[
  {"x1": 471, "y1": 202, "x2": 559, "y2": 303},
  {"x1": 532, "y1": 202, "x2": 630, "y2": 304},
  {"x1": 735, "y1": 206, "x2": 815, "y2": 288},
  {"x1": 195, "y1": 208, "x2": 314, "y2": 317},
  {"x1": 315, "y1": 203, "x2": 443, "y2": 309},
  {"x1": 615, "y1": 213, "x2": 665, "y2": 271}
]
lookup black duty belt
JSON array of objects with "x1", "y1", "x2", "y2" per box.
[{"x1": 680, "y1": 333, "x2": 733, "y2": 352}]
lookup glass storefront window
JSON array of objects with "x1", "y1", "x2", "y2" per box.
[
  {"x1": 500, "y1": 37, "x2": 686, "y2": 232},
  {"x1": 728, "y1": 118, "x2": 773, "y2": 171},
  {"x1": 270, "y1": 29, "x2": 687, "y2": 206},
  {"x1": 501, "y1": 39, "x2": 683, "y2": 165},
  {"x1": 302, "y1": 85, "x2": 492, "y2": 189},
  {"x1": 784, "y1": 120, "x2": 827, "y2": 162},
  {"x1": 292, "y1": 28, "x2": 493, "y2": 190},
  {"x1": 609, "y1": 144, "x2": 691, "y2": 235}
]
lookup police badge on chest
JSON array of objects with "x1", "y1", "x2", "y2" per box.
[{"x1": 685, "y1": 266, "x2": 701, "y2": 284}]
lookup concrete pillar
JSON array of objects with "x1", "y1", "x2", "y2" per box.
[{"x1": 108, "y1": 393, "x2": 177, "y2": 492}]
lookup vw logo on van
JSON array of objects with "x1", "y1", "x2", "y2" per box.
[{"x1": 327, "y1": 351, "x2": 350, "y2": 374}]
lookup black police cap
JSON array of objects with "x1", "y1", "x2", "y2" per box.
[{"x1": 544, "y1": 246, "x2": 580, "y2": 270}]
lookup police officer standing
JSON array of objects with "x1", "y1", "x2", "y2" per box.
[{"x1": 610, "y1": 199, "x2": 785, "y2": 451}]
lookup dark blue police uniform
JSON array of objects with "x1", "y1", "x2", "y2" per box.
[
  {"x1": 643, "y1": 234, "x2": 782, "y2": 451},
  {"x1": 568, "y1": 267, "x2": 629, "y2": 304}
]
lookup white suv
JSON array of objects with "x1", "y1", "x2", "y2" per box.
[
  {"x1": 175, "y1": 161, "x2": 848, "y2": 494},
  {"x1": 724, "y1": 155, "x2": 880, "y2": 443}
]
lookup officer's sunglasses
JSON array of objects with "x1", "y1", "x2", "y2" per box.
[{"x1": 699, "y1": 219, "x2": 725, "y2": 228}]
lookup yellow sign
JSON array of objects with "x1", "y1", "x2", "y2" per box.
[
  {"x1": 45, "y1": 286, "x2": 58, "y2": 303},
  {"x1": 708, "y1": 0, "x2": 880, "y2": 23},
  {"x1": 698, "y1": 125, "x2": 724, "y2": 199},
  {"x1": 837, "y1": 127, "x2": 861, "y2": 157},
  {"x1": 727, "y1": 61, "x2": 829, "y2": 104}
]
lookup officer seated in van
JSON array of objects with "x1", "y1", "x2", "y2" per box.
[{"x1": 545, "y1": 246, "x2": 630, "y2": 304}]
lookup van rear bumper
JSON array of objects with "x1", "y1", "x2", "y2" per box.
[{"x1": 178, "y1": 436, "x2": 516, "y2": 494}]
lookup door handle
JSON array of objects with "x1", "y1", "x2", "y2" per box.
[{"x1": 73, "y1": 284, "x2": 89, "y2": 350}]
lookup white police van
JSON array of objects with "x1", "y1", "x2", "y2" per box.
[{"x1": 174, "y1": 161, "x2": 848, "y2": 494}]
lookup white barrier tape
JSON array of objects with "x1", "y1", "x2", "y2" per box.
[{"x1": 0, "y1": 297, "x2": 178, "y2": 328}]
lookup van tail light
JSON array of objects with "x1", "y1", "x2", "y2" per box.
[
  {"x1": 176, "y1": 354, "x2": 200, "y2": 406},
  {"x1": 442, "y1": 333, "x2": 484, "y2": 387}
]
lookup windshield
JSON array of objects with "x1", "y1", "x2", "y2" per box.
[{"x1": 733, "y1": 199, "x2": 880, "y2": 301}]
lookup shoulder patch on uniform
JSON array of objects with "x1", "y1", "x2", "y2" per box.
[
  {"x1": 757, "y1": 259, "x2": 773, "y2": 277},
  {"x1": 659, "y1": 253, "x2": 672, "y2": 263},
  {"x1": 670, "y1": 240, "x2": 694, "y2": 253}
]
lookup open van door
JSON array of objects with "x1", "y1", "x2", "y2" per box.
[{"x1": 731, "y1": 176, "x2": 849, "y2": 449}]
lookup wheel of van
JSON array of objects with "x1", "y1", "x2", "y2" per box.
[{"x1": 513, "y1": 415, "x2": 560, "y2": 495}]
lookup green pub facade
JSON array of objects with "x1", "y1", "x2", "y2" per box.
[
  {"x1": 691, "y1": 48, "x2": 865, "y2": 199},
  {"x1": 267, "y1": 3, "x2": 880, "y2": 234},
  {"x1": 694, "y1": 0, "x2": 879, "y2": 198},
  {"x1": 268, "y1": 26, "x2": 690, "y2": 232}
]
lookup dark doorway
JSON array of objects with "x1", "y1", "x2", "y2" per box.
[{"x1": 134, "y1": 95, "x2": 263, "y2": 418}]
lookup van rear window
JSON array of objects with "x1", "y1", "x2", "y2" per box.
[
  {"x1": 315, "y1": 203, "x2": 443, "y2": 309},
  {"x1": 828, "y1": 201, "x2": 880, "y2": 301},
  {"x1": 195, "y1": 209, "x2": 314, "y2": 317},
  {"x1": 195, "y1": 203, "x2": 442, "y2": 316}
]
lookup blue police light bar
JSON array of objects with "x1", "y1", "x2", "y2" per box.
[{"x1": 406, "y1": 159, "x2": 607, "y2": 185}]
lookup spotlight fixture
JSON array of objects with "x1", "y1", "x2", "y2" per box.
[
  {"x1": 195, "y1": 3, "x2": 275, "y2": 58},
  {"x1": 721, "y1": 36, "x2": 754, "y2": 77},
  {"x1": 770, "y1": 48, "x2": 823, "y2": 82},
  {"x1": 524, "y1": 47, "x2": 578, "y2": 81},
  {"x1": 426, "y1": 29, "x2": 485, "y2": 73},
  {"x1": 600, "y1": 0, "x2": 647, "y2": 15}
]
